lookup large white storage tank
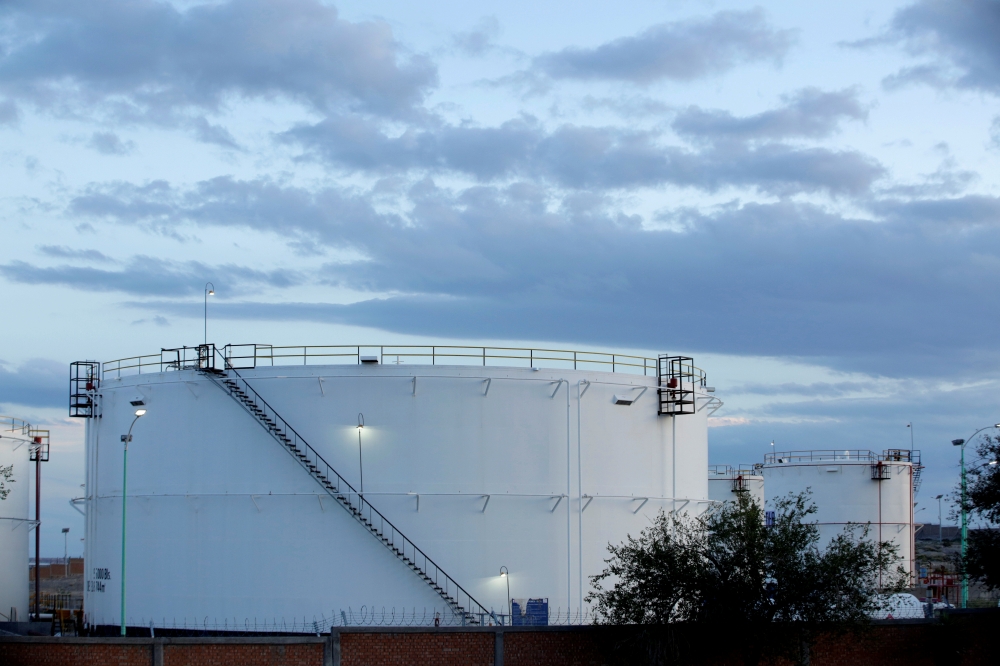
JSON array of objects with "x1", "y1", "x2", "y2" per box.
[
  {"x1": 0, "y1": 417, "x2": 31, "y2": 622},
  {"x1": 761, "y1": 450, "x2": 918, "y2": 580},
  {"x1": 76, "y1": 345, "x2": 716, "y2": 630},
  {"x1": 707, "y1": 465, "x2": 764, "y2": 508}
]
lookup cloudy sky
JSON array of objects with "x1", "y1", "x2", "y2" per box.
[{"x1": 2, "y1": 0, "x2": 999, "y2": 555}]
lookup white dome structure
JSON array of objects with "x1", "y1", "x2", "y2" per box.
[{"x1": 74, "y1": 344, "x2": 719, "y2": 630}]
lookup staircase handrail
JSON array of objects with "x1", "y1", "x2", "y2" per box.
[{"x1": 211, "y1": 348, "x2": 489, "y2": 621}]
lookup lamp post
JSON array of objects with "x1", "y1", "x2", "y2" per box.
[
  {"x1": 120, "y1": 408, "x2": 146, "y2": 636},
  {"x1": 62, "y1": 528, "x2": 70, "y2": 576},
  {"x1": 933, "y1": 494, "x2": 943, "y2": 542},
  {"x1": 499, "y1": 566, "x2": 510, "y2": 626},
  {"x1": 357, "y1": 413, "x2": 364, "y2": 496},
  {"x1": 907, "y1": 422, "x2": 914, "y2": 448},
  {"x1": 951, "y1": 423, "x2": 1000, "y2": 609},
  {"x1": 204, "y1": 283, "x2": 215, "y2": 345}
]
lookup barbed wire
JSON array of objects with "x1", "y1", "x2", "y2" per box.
[{"x1": 82, "y1": 607, "x2": 595, "y2": 636}]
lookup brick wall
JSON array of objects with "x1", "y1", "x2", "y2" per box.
[
  {"x1": 504, "y1": 629, "x2": 605, "y2": 666},
  {"x1": 163, "y1": 643, "x2": 322, "y2": 666},
  {"x1": 0, "y1": 642, "x2": 151, "y2": 666},
  {"x1": 0, "y1": 637, "x2": 325, "y2": 666},
  {"x1": 1, "y1": 614, "x2": 997, "y2": 666},
  {"x1": 342, "y1": 631, "x2": 493, "y2": 666}
]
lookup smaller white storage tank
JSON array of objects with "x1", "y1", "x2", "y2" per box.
[
  {"x1": 0, "y1": 417, "x2": 31, "y2": 622},
  {"x1": 762, "y1": 450, "x2": 919, "y2": 580},
  {"x1": 707, "y1": 465, "x2": 764, "y2": 508}
]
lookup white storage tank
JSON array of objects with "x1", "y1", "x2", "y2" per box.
[
  {"x1": 707, "y1": 465, "x2": 764, "y2": 508},
  {"x1": 761, "y1": 450, "x2": 919, "y2": 580},
  {"x1": 0, "y1": 417, "x2": 31, "y2": 622},
  {"x1": 75, "y1": 345, "x2": 717, "y2": 630}
]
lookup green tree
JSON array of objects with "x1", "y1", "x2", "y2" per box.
[
  {"x1": 0, "y1": 463, "x2": 13, "y2": 500},
  {"x1": 587, "y1": 492, "x2": 907, "y2": 665},
  {"x1": 963, "y1": 435, "x2": 1000, "y2": 590}
]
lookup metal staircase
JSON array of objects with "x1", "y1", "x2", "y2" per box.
[{"x1": 199, "y1": 347, "x2": 488, "y2": 625}]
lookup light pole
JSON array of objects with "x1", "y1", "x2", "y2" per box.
[
  {"x1": 62, "y1": 528, "x2": 70, "y2": 576},
  {"x1": 933, "y1": 494, "x2": 943, "y2": 542},
  {"x1": 357, "y1": 413, "x2": 364, "y2": 496},
  {"x1": 499, "y1": 566, "x2": 510, "y2": 626},
  {"x1": 204, "y1": 282, "x2": 215, "y2": 345},
  {"x1": 120, "y1": 407, "x2": 146, "y2": 636},
  {"x1": 907, "y1": 422, "x2": 914, "y2": 449},
  {"x1": 951, "y1": 423, "x2": 1000, "y2": 609}
]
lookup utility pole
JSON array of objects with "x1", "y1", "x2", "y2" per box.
[
  {"x1": 29, "y1": 431, "x2": 49, "y2": 620},
  {"x1": 62, "y1": 528, "x2": 70, "y2": 576},
  {"x1": 34, "y1": 441, "x2": 40, "y2": 619},
  {"x1": 933, "y1": 495, "x2": 943, "y2": 542}
]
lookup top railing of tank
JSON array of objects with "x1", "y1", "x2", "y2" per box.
[
  {"x1": 708, "y1": 464, "x2": 762, "y2": 477},
  {"x1": 0, "y1": 415, "x2": 32, "y2": 436},
  {"x1": 764, "y1": 449, "x2": 919, "y2": 464},
  {"x1": 100, "y1": 343, "x2": 708, "y2": 383}
]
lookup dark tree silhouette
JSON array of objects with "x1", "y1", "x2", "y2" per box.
[{"x1": 587, "y1": 492, "x2": 907, "y2": 665}]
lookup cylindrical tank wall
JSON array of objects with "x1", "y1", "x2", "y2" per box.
[
  {"x1": 0, "y1": 431, "x2": 29, "y2": 621},
  {"x1": 762, "y1": 458, "x2": 914, "y2": 577},
  {"x1": 84, "y1": 364, "x2": 711, "y2": 627}
]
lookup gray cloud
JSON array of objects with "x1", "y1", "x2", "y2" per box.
[
  {"x1": 672, "y1": 88, "x2": 869, "y2": 143},
  {"x1": 728, "y1": 382, "x2": 870, "y2": 398},
  {"x1": 37, "y1": 245, "x2": 114, "y2": 262},
  {"x1": 87, "y1": 131, "x2": 135, "y2": 155},
  {"x1": 68, "y1": 176, "x2": 1000, "y2": 378},
  {"x1": 452, "y1": 16, "x2": 502, "y2": 57},
  {"x1": 284, "y1": 116, "x2": 884, "y2": 196},
  {"x1": 874, "y1": 0, "x2": 1000, "y2": 95},
  {"x1": 533, "y1": 9, "x2": 794, "y2": 84},
  {"x1": 0, "y1": 98, "x2": 18, "y2": 125},
  {"x1": 0, "y1": 256, "x2": 302, "y2": 296},
  {"x1": 0, "y1": 0, "x2": 436, "y2": 121},
  {"x1": 871, "y1": 194, "x2": 1000, "y2": 228},
  {"x1": 0, "y1": 358, "x2": 65, "y2": 408},
  {"x1": 190, "y1": 117, "x2": 240, "y2": 150}
]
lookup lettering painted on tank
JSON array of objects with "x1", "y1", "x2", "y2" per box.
[{"x1": 87, "y1": 567, "x2": 111, "y2": 592}]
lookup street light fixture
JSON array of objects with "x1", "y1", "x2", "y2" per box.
[
  {"x1": 951, "y1": 423, "x2": 1000, "y2": 608},
  {"x1": 204, "y1": 282, "x2": 215, "y2": 345},
  {"x1": 933, "y1": 495, "x2": 943, "y2": 542},
  {"x1": 499, "y1": 566, "x2": 510, "y2": 626},
  {"x1": 120, "y1": 407, "x2": 147, "y2": 636},
  {"x1": 62, "y1": 528, "x2": 70, "y2": 577}
]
